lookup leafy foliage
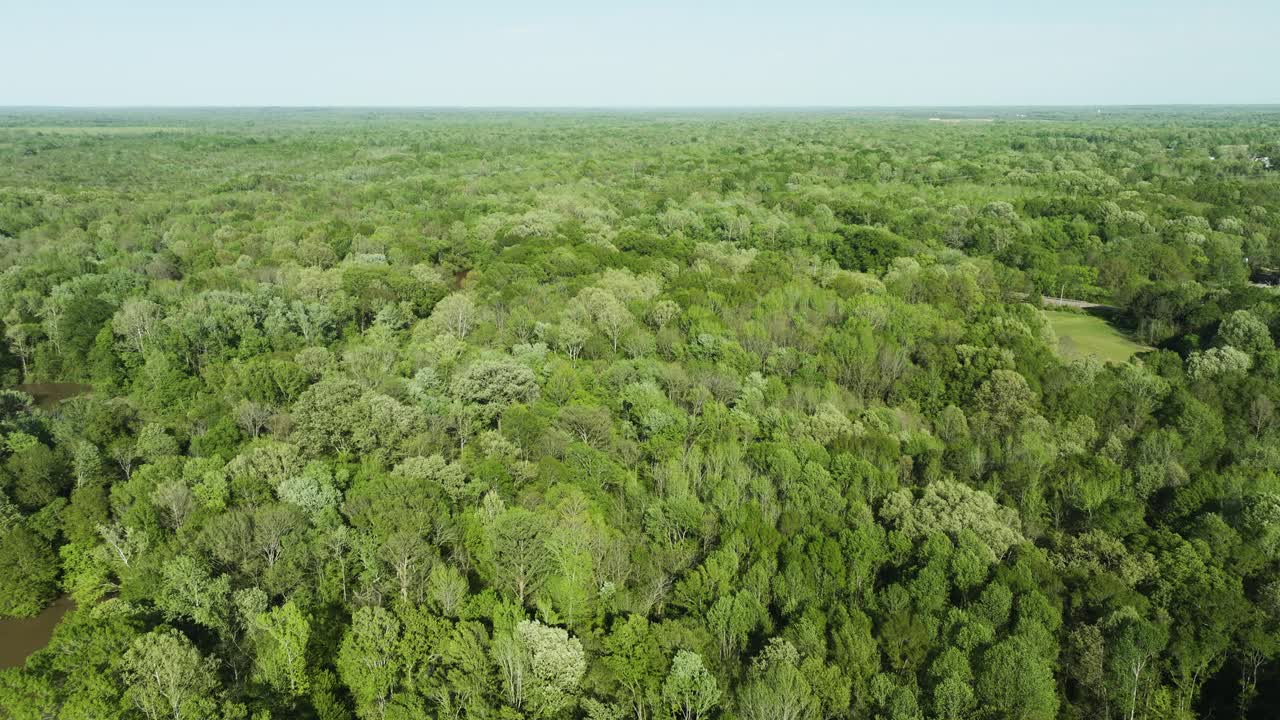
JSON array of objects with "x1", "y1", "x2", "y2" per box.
[{"x1": 1, "y1": 107, "x2": 1279, "y2": 719}]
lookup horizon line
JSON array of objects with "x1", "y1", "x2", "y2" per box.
[{"x1": 4, "y1": 103, "x2": 1280, "y2": 111}]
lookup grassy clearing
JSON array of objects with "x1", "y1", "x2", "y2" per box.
[{"x1": 1044, "y1": 309, "x2": 1150, "y2": 364}]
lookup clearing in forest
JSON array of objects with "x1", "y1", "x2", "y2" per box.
[{"x1": 1044, "y1": 309, "x2": 1150, "y2": 364}]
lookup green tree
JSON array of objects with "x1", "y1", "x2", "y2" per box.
[
  {"x1": 255, "y1": 600, "x2": 312, "y2": 697},
  {"x1": 604, "y1": 615, "x2": 665, "y2": 720},
  {"x1": 452, "y1": 358, "x2": 540, "y2": 426},
  {"x1": 120, "y1": 627, "x2": 219, "y2": 720},
  {"x1": 156, "y1": 554, "x2": 230, "y2": 631},
  {"x1": 492, "y1": 507, "x2": 551, "y2": 606},
  {"x1": 1104, "y1": 608, "x2": 1168, "y2": 720},
  {"x1": 662, "y1": 650, "x2": 720, "y2": 720},
  {"x1": 1217, "y1": 309, "x2": 1271, "y2": 354},
  {"x1": 338, "y1": 606, "x2": 403, "y2": 719},
  {"x1": 518, "y1": 620, "x2": 587, "y2": 719},
  {"x1": 0, "y1": 524, "x2": 59, "y2": 617},
  {"x1": 737, "y1": 639, "x2": 818, "y2": 720},
  {"x1": 431, "y1": 293, "x2": 479, "y2": 338},
  {"x1": 976, "y1": 636, "x2": 1057, "y2": 720}
]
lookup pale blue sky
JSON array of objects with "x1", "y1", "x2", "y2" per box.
[{"x1": 3, "y1": 0, "x2": 1277, "y2": 106}]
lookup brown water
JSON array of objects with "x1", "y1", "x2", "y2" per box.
[
  {"x1": 0, "y1": 597, "x2": 75, "y2": 669},
  {"x1": 13, "y1": 383, "x2": 92, "y2": 410}
]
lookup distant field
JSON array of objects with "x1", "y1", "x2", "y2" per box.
[
  {"x1": 0, "y1": 126, "x2": 191, "y2": 134},
  {"x1": 1044, "y1": 309, "x2": 1150, "y2": 364}
]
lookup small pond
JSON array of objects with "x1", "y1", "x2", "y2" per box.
[{"x1": 0, "y1": 597, "x2": 75, "y2": 669}]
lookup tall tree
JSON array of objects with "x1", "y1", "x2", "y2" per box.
[{"x1": 120, "y1": 628, "x2": 219, "y2": 720}]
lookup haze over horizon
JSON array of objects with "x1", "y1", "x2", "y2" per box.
[{"x1": 4, "y1": 0, "x2": 1278, "y2": 107}]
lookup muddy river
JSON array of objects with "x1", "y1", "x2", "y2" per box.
[
  {"x1": 0, "y1": 382, "x2": 90, "y2": 668},
  {"x1": 0, "y1": 597, "x2": 75, "y2": 669},
  {"x1": 13, "y1": 382, "x2": 92, "y2": 410}
]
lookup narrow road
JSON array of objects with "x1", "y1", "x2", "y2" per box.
[
  {"x1": 1014, "y1": 292, "x2": 1120, "y2": 313},
  {"x1": 1040, "y1": 296, "x2": 1117, "y2": 312}
]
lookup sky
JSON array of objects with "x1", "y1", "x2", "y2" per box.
[{"x1": 3, "y1": 0, "x2": 1278, "y2": 107}]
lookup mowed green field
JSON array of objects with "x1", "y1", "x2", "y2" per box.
[{"x1": 1044, "y1": 310, "x2": 1150, "y2": 364}]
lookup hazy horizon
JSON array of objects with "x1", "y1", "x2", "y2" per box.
[
  {"x1": 4, "y1": 104, "x2": 1280, "y2": 110},
  {"x1": 5, "y1": 1, "x2": 1279, "y2": 107}
]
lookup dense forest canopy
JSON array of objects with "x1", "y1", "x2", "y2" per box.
[{"x1": 1, "y1": 108, "x2": 1279, "y2": 720}]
